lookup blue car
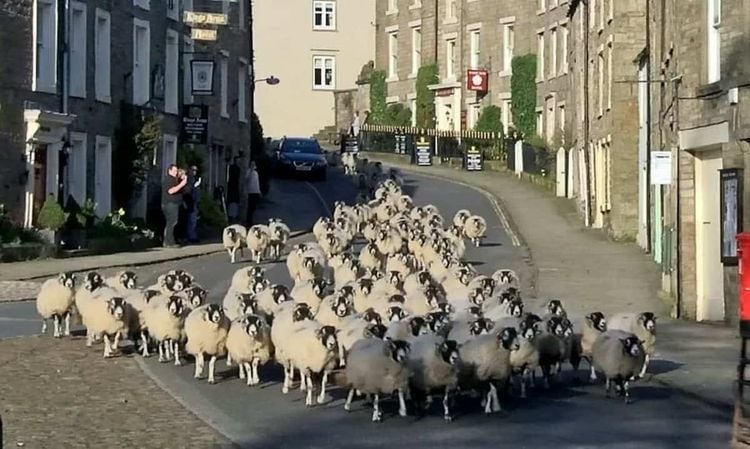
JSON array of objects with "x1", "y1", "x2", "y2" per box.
[{"x1": 274, "y1": 137, "x2": 328, "y2": 181}]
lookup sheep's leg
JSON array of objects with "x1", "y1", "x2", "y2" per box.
[
  {"x1": 238, "y1": 362, "x2": 246, "y2": 380},
  {"x1": 305, "y1": 373, "x2": 314, "y2": 407},
  {"x1": 604, "y1": 378, "x2": 611, "y2": 398},
  {"x1": 251, "y1": 358, "x2": 260, "y2": 385},
  {"x1": 229, "y1": 248, "x2": 236, "y2": 264},
  {"x1": 140, "y1": 332, "x2": 150, "y2": 357},
  {"x1": 158, "y1": 341, "x2": 166, "y2": 362},
  {"x1": 243, "y1": 362, "x2": 253, "y2": 386},
  {"x1": 397, "y1": 389, "x2": 408, "y2": 417},
  {"x1": 589, "y1": 363, "x2": 598, "y2": 382},
  {"x1": 317, "y1": 371, "x2": 328, "y2": 404},
  {"x1": 52, "y1": 315, "x2": 61, "y2": 338},
  {"x1": 520, "y1": 368, "x2": 530, "y2": 399},
  {"x1": 281, "y1": 364, "x2": 290, "y2": 394},
  {"x1": 86, "y1": 332, "x2": 94, "y2": 347},
  {"x1": 207, "y1": 355, "x2": 217, "y2": 384},
  {"x1": 639, "y1": 354, "x2": 650, "y2": 378},
  {"x1": 542, "y1": 365, "x2": 551, "y2": 390},
  {"x1": 623, "y1": 380, "x2": 631, "y2": 404},
  {"x1": 112, "y1": 331, "x2": 121, "y2": 355},
  {"x1": 443, "y1": 388, "x2": 453, "y2": 422},
  {"x1": 164, "y1": 339, "x2": 173, "y2": 359},
  {"x1": 299, "y1": 367, "x2": 307, "y2": 392},
  {"x1": 173, "y1": 341, "x2": 182, "y2": 366},
  {"x1": 102, "y1": 334, "x2": 112, "y2": 358},
  {"x1": 338, "y1": 343, "x2": 346, "y2": 367},
  {"x1": 64, "y1": 312, "x2": 71, "y2": 336},
  {"x1": 483, "y1": 386, "x2": 493, "y2": 414},
  {"x1": 490, "y1": 383, "x2": 502, "y2": 412},
  {"x1": 194, "y1": 353, "x2": 205, "y2": 379},
  {"x1": 344, "y1": 389, "x2": 355, "y2": 411},
  {"x1": 41, "y1": 318, "x2": 48, "y2": 335},
  {"x1": 227, "y1": 353, "x2": 233, "y2": 367},
  {"x1": 372, "y1": 394, "x2": 382, "y2": 422}
]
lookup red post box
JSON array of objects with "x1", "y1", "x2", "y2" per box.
[{"x1": 738, "y1": 233, "x2": 750, "y2": 336}]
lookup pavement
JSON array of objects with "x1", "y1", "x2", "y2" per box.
[{"x1": 367, "y1": 152, "x2": 738, "y2": 410}]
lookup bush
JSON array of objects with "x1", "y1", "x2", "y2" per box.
[
  {"x1": 177, "y1": 145, "x2": 205, "y2": 172},
  {"x1": 369, "y1": 70, "x2": 387, "y2": 125},
  {"x1": 475, "y1": 105, "x2": 504, "y2": 134},
  {"x1": 511, "y1": 55, "x2": 538, "y2": 139},
  {"x1": 385, "y1": 103, "x2": 412, "y2": 127},
  {"x1": 198, "y1": 189, "x2": 227, "y2": 231},
  {"x1": 37, "y1": 196, "x2": 66, "y2": 231},
  {"x1": 416, "y1": 65, "x2": 439, "y2": 128},
  {"x1": 0, "y1": 205, "x2": 43, "y2": 245}
]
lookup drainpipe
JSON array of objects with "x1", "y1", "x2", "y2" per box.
[
  {"x1": 60, "y1": 0, "x2": 70, "y2": 115},
  {"x1": 645, "y1": 0, "x2": 652, "y2": 254},
  {"x1": 582, "y1": 0, "x2": 593, "y2": 226},
  {"x1": 248, "y1": 0, "x2": 255, "y2": 160}
]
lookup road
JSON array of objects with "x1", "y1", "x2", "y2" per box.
[{"x1": 0, "y1": 168, "x2": 731, "y2": 448}]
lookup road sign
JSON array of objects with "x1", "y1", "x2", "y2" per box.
[
  {"x1": 415, "y1": 137, "x2": 432, "y2": 166},
  {"x1": 184, "y1": 11, "x2": 228, "y2": 25},
  {"x1": 181, "y1": 105, "x2": 209, "y2": 145},
  {"x1": 395, "y1": 134, "x2": 407, "y2": 154},
  {"x1": 466, "y1": 145, "x2": 483, "y2": 171},
  {"x1": 191, "y1": 28, "x2": 217, "y2": 41}
]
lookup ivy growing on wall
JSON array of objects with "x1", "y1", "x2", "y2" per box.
[
  {"x1": 510, "y1": 54, "x2": 537, "y2": 139},
  {"x1": 474, "y1": 105, "x2": 504, "y2": 135},
  {"x1": 369, "y1": 70, "x2": 387, "y2": 125},
  {"x1": 416, "y1": 64, "x2": 438, "y2": 128},
  {"x1": 385, "y1": 103, "x2": 412, "y2": 127}
]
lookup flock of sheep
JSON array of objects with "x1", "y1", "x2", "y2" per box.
[{"x1": 35, "y1": 158, "x2": 657, "y2": 423}]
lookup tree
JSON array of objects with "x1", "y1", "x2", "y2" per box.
[
  {"x1": 385, "y1": 103, "x2": 412, "y2": 127},
  {"x1": 510, "y1": 54, "x2": 537, "y2": 139},
  {"x1": 474, "y1": 105, "x2": 504, "y2": 135},
  {"x1": 416, "y1": 64, "x2": 439, "y2": 128}
]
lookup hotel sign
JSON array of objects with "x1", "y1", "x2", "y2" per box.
[
  {"x1": 184, "y1": 11, "x2": 228, "y2": 25},
  {"x1": 467, "y1": 69, "x2": 489, "y2": 92},
  {"x1": 191, "y1": 28, "x2": 218, "y2": 41}
]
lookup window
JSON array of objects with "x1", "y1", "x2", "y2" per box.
[
  {"x1": 70, "y1": 2, "x2": 86, "y2": 98},
  {"x1": 411, "y1": 27, "x2": 422, "y2": 75},
  {"x1": 590, "y1": 0, "x2": 596, "y2": 28},
  {"x1": 95, "y1": 9, "x2": 110, "y2": 102},
  {"x1": 410, "y1": 0, "x2": 422, "y2": 9},
  {"x1": 220, "y1": 54, "x2": 228, "y2": 117},
  {"x1": 537, "y1": 32, "x2": 545, "y2": 80},
  {"x1": 410, "y1": 98, "x2": 417, "y2": 126},
  {"x1": 68, "y1": 133, "x2": 87, "y2": 205},
  {"x1": 607, "y1": 41, "x2": 612, "y2": 109},
  {"x1": 239, "y1": 0, "x2": 246, "y2": 29},
  {"x1": 598, "y1": 50, "x2": 604, "y2": 116},
  {"x1": 132, "y1": 19, "x2": 150, "y2": 105},
  {"x1": 469, "y1": 30, "x2": 481, "y2": 69},
  {"x1": 549, "y1": 27, "x2": 557, "y2": 78},
  {"x1": 446, "y1": 0, "x2": 457, "y2": 21},
  {"x1": 94, "y1": 136, "x2": 112, "y2": 218},
  {"x1": 501, "y1": 98, "x2": 512, "y2": 133},
  {"x1": 387, "y1": 0, "x2": 397, "y2": 14},
  {"x1": 238, "y1": 59, "x2": 247, "y2": 122},
  {"x1": 133, "y1": 0, "x2": 149, "y2": 11},
  {"x1": 560, "y1": 24, "x2": 568, "y2": 74},
  {"x1": 536, "y1": 109, "x2": 543, "y2": 135},
  {"x1": 469, "y1": 104, "x2": 481, "y2": 129},
  {"x1": 165, "y1": 29, "x2": 179, "y2": 114},
  {"x1": 183, "y1": 37, "x2": 194, "y2": 104},
  {"x1": 313, "y1": 1, "x2": 335, "y2": 30},
  {"x1": 446, "y1": 38, "x2": 457, "y2": 79},
  {"x1": 34, "y1": 0, "x2": 57, "y2": 93},
  {"x1": 545, "y1": 95, "x2": 556, "y2": 142},
  {"x1": 388, "y1": 32, "x2": 398, "y2": 79},
  {"x1": 167, "y1": 0, "x2": 179, "y2": 21},
  {"x1": 707, "y1": 0, "x2": 721, "y2": 83},
  {"x1": 558, "y1": 103, "x2": 566, "y2": 137},
  {"x1": 313, "y1": 55, "x2": 335, "y2": 89},
  {"x1": 538, "y1": 0, "x2": 546, "y2": 13},
  {"x1": 502, "y1": 21, "x2": 514, "y2": 75},
  {"x1": 599, "y1": 0, "x2": 605, "y2": 29}
]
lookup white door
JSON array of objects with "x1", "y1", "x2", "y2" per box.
[
  {"x1": 567, "y1": 149, "x2": 576, "y2": 199},
  {"x1": 695, "y1": 150, "x2": 724, "y2": 321},
  {"x1": 94, "y1": 136, "x2": 112, "y2": 218},
  {"x1": 556, "y1": 147, "x2": 566, "y2": 197},
  {"x1": 67, "y1": 132, "x2": 87, "y2": 205}
]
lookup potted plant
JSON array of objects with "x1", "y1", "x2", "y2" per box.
[{"x1": 36, "y1": 195, "x2": 66, "y2": 246}]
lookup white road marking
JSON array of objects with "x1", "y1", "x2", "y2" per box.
[
  {"x1": 0, "y1": 316, "x2": 39, "y2": 323},
  {"x1": 304, "y1": 181, "x2": 333, "y2": 217}
]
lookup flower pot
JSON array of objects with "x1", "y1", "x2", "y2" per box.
[{"x1": 62, "y1": 228, "x2": 87, "y2": 250}]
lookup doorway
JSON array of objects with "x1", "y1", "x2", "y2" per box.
[
  {"x1": 32, "y1": 145, "x2": 48, "y2": 225},
  {"x1": 695, "y1": 149, "x2": 724, "y2": 321},
  {"x1": 94, "y1": 136, "x2": 112, "y2": 218}
]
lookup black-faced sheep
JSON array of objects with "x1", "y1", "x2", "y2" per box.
[
  {"x1": 607, "y1": 312, "x2": 656, "y2": 378},
  {"x1": 226, "y1": 314, "x2": 274, "y2": 386},
  {"x1": 591, "y1": 330, "x2": 646, "y2": 403},
  {"x1": 185, "y1": 304, "x2": 231, "y2": 384},
  {"x1": 36, "y1": 273, "x2": 76, "y2": 338},
  {"x1": 222, "y1": 224, "x2": 248, "y2": 264},
  {"x1": 406, "y1": 334, "x2": 461, "y2": 421}
]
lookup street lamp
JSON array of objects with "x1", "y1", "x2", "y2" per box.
[{"x1": 255, "y1": 75, "x2": 280, "y2": 85}]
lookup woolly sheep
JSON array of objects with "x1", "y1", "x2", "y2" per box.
[
  {"x1": 403, "y1": 284, "x2": 444, "y2": 316},
  {"x1": 385, "y1": 252, "x2": 415, "y2": 278},
  {"x1": 224, "y1": 292, "x2": 261, "y2": 321},
  {"x1": 337, "y1": 309, "x2": 385, "y2": 365},
  {"x1": 246, "y1": 225, "x2": 271, "y2": 264},
  {"x1": 123, "y1": 288, "x2": 162, "y2": 357},
  {"x1": 463, "y1": 215, "x2": 487, "y2": 247},
  {"x1": 384, "y1": 316, "x2": 430, "y2": 342},
  {"x1": 452, "y1": 209, "x2": 472, "y2": 229},
  {"x1": 607, "y1": 312, "x2": 656, "y2": 378},
  {"x1": 36, "y1": 273, "x2": 76, "y2": 338},
  {"x1": 222, "y1": 224, "x2": 248, "y2": 264},
  {"x1": 374, "y1": 227, "x2": 403, "y2": 256},
  {"x1": 226, "y1": 314, "x2": 274, "y2": 386},
  {"x1": 143, "y1": 295, "x2": 186, "y2": 364},
  {"x1": 447, "y1": 317, "x2": 495, "y2": 345},
  {"x1": 343, "y1": 338, "x2": 411, "y2": 422},
  {"x1": 534, "y1": 316, "x2": 574, "y2": 389},
  {"x1": 570, "y1": 312, "x2": 608, "y2": 381},
  {"x1": 319, "y1": 230, "x2": 348, "y2": 259},
  {"x1": 185, "y1": 304, "x2": 231, "y2": 384},
  {"x1": 358, "y1": 243, "x2": 385, "y2": 272},
  {"x1": 296, "y1": 251, "x2": 328, "y2": 282},
  {"x1": 314, "y1": 293, "x2": 355, "y2": 327},
  {"x1": 104, "y1": 271, "x2": 138, "y2": 292},
  {"x1": 285, "y1": 321, "x2": 339, "y2": 406},
  {"x1": 78, "y1": 291, "x2": 131, "y2": 358},
  {"x1": 176, "y1": 285, "x2": 208, "y2": 311},
  {"x1": 255, "y1": 283, "x2": 292, "y2": 319},
  {"x1": 591, "y1": 330, "x2": 646, "y2": 403},
  {"x1": 406, "y1": 334, "x2": 461, "y2": 421},
  {"x1": 491, "y1": 269, "x2": 520, "y2": 290},
  {"x1": 506, "y1": 314, "x2": 544, "y2": 398},
  {"x1": 291, "y1": 278, "x2": 331, "y2": 311},
  {"x1": 271, "y1": 302, "x2": 316, "y2": 394},
  {"x1": 333, "y1": 258, "x2": 363, "y2": 288},
  {"x1": 230, "y1": 265, "x2": 267, "y2": 293}
]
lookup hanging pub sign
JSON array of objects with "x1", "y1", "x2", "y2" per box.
[
  {"x1": 394, "y1": 133, "x2": 407, "y2": 154},
  {"x1": 721, "y1": 168, "x2": 743, "y2": 265},
  {"x1": 415, "y1": 136, "x2": 432, "y2": 166},
  {"x1": 191, "y1": 60, "x2": 215, "y2": 95},
  {"x1": 465, "y1": 145, "x2": 483, "y2": 171},
  {"x1": 466, "y1": 69, "x2": 489, "y2": 92},
  {"x1": 344, "y1": 136, "x2": 359, "y2": 154},
  {"x1": 181, "y1": 105, "x2": 209, "y2": 145}
]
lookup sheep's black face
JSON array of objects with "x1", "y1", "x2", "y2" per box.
[
  {"x1": 439, "y1": 340, "x2": 460, "y2": 365},
  {"x1": 426, "y1": 312, "x2": 450, "y2": 332},
  {"x1": 377, "y1": 229, "x2": 388, "y2": 242},
  {"x1": 293, "y1": 303, "x2": 313, "y2": 322},
  {"x1": 143, "y1": 289, "x2": 160, "y2": 303},
  {"x1": 417, "y1": 271, "x2": 431, "y2": 286},
  {"x1": 469, "y1": 289, "x2": 486, "y2": 306},
  {"x1": 465, "y1": 306, "x2": 482, "y2": 319},
  {"x1": 59, "y1": 272, "x2": 76, "y2": 289},
  {"x1": 640, "y1": 312, "x2": 657, "y2": 334},
  {"x1": 312, "y1": 279, "x2": 328, "y2": 298},
  {"x1": 227, "y1": 228, "x2": 238, "y2": 240},
  {"x1": 620, "y1": 336, "x2": 643, "y2": 358},
  {"x1": 388, "y1": 271, "x2": 402, "y2": 286},
  {"x1": 389, "y1": 294, "x2": 406, "y2": 305},
  {"x1": 338, "y1": 285, "x2": 355, "y2": 301},
  {"x1": 367, "y1": 244, "x2": 379, "y2": 256},
  {"x1": 119, "y1": 271, "x2": 138, "y2": 289},
  {"x1": 108, "y1": 297, "x2": 126, "y2": 319},
  {"x1": 521, "y1": 314, "x2": 543, "y2": 339},
  {"x1": 547, "y1": 317, "x2": 567, "y2": 337},
  {"x1": 498, "y1": 292, "x2": 514, "y2": 306},
  {"x1": 480, "y1": 278, "x2": 496, "y2": 296},
  {"x1": 547, "y1": 300, "x2": 566, "y2": 317},
  {"x1": 587, "y1": 312, "x2": 607, "y2": 332},
  {"x1": 387, "y1": 306, "x2": 408, "y2": 322},
  {"x1": 365, "y1": 323, "x2": 387, "y2": 339},
  {"x1": 499, "y1": 327, "x2": 520, "y2": 351},
  {"x1": 249, "y1": 266, "x2": 265, "y2": 278},
  {"x1": 85, "y1": 272, "x2": 104, "y2": 291},
  {"x1": 497, "y1": 270, "x2": 514, "y2": 285},
  {"x1": 160, "y1": 274, "x2": 178, "y2": 292},
  {"x1": 440, "y1": 256, "x2": 452, "y2": 269},
  {"x1": 252, "y1": 227, "x2": 263, "y2": 238},
  {"x1": 251, "y1": 278, "x2": 269, "y2": 295},
  {"x1": 389, "y1": 340, "x2": 411, "y2": 363},
  {"x1": 186, "y1": 287, "x2": 207, "y2": 308},
  {"x1": 317, "y1": 326, "x2": 338, "y2": 350},
  {"x1": 206, "y1": 304, "x2": 224, "y2": 324},
  {"x1": 508, "y1": 299, "x2": 524, "y2": 318},
  {"x1": 561, "y1": 318, "x2": 574, "y2": 337},
  {"x1": 303, "y1": 257, "x2": 316, "y2": 270},
  {"x1": 334, "y1": 296, "x2": 353, "y2": 317},
  {"x1": 408, "y1": 317, "x2": 428, "y2": 336},
  {"x1": 294, "y1": 244, "x2": 308, "y2": 256},
  {"x1": 239, "y1": 294, "x2": 258, "y2": 315},
  {"x1": 167, "y1": 296, "x2": 184, "y2": 316},
  {"x1": 470, "y1": 318, "x2": 494, "y2": 336},
  {"x1": 362, "y1": 308, "x2": 382, "y2": 325},
  {"x1": 244, "y1": 315, "x2": 264, "y2": 337}
]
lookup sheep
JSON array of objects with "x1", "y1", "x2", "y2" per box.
[
  {"x1": 506, "y1": 313, "x2": 544, "y2": 398},
  {"x1": 285, "y1": 322, "x2": 340, "y2": 406},
  {"x1": 229, "y1": 265, "x2": 267, "y2": 293},
  {"x1": 337, "y1": 309, "x2": 385, "y2": 365},
  {"x1": 468, "y1": 275, "x2": 497, "y2": 298},
  {"x1": 104, "y1": 271, "x2": 138, "y2": 292},
  {"x1": 351, "y1": 277, "x2": 376, "y2": 313},
  {"x1": 534, "y1": 315, "x2": 574, "y2": 389},
  {"x1": 78, "y1": 292, "x2": 132, "y2": 358},
  {"x1": 458, "y1": 327, "x2": 520, "y2": 414},
  {"x1": 226, "y1": 314, "x2": 274, "y2": 386},
  {"x1": 385, "y1": 252, "x2": 415, "y2": 278},
  {"x1": 343, "y1": 338, "x2": 412, "y2": 422},
  {"x1": 184, "y1": 304, "x2": 231, "y2": 384},
  {"x1": 463, "y1": 215, "x2": 487, "y2": 247},
  {"x1": 296, "y1": 251, "x2": 328, "y2": 282},
  {"x1": 403, "y1": 270, "x2": 435, "y2": 293},
  {"x1": 167, "y1": 269, "x2": 195, "y2": 291},
  {"x1": 448, "y1": 317, "x2": 495, "y2": 345},
  {"x1": 36, "y1": 273, "x2": 76, "y2": 338},
  {"x1": 146, "y1": 272, "x2": 182, "y2": 295},
  {"x1": 268, "y1": 219, "x2": 291, "y2": 261},
  {"x1": 255, "y1": 283, "x2": 291, "y2": 319},
  {"x1": 591, "y1": 330, "x2": 646, "y2": 403},
  {"x1": 403, "y1": 285, "x2": 444, "y2": 316},
  {"x1": 607, "y1": 312, "x2": 656, "y2": 379},
  {"x1": 483, "y1": 296, "x2": 524, "y2": 322},
  {"x1": 544, "y1": 299, "x2": 568, "y2": 319},
  {"x1": 286, "y1": 243, "x2": 317, "y2": 280},
  {"x1": 406, "y1": 334, "x2": 461, "y2": 421},
  {"x1": 319, "y1": 231, "x2": 348, "y2": 259},
  {"x1": 452, "y1": 209, "x2": 472, "y2": 229},
  {"x1": 313, "y1": 217, "x2": 335, "y2": 242},
  {"x1": 492, "y1": 269, "x2": 520, "y2": 290},
  {"x1": 271, "y1": 302, "x2": 316, "y2": 393},
  {"x1": 74, "y1": 276, "x2": 123, "y2": 347},
  {"x1": 333, "y1": 258, "x2": 363, "y2": 288},
  {"x1": 315, "y1": 293, "x2": 355, "y2": 327},
  {"x1": 224, "y1": 292, "x2": 261, "y2": 321},
  {"x1": 358, "y1": 243, "x2": 385, "y2": 272},
  {"x1": 385, "y1": 316, "x2": 431, "y2": 342},
  {"x1": 175, "y1": 285, "x2": 208, "y2": 311},
  {"x1": 121, "y1": 288, "x2": 162, "y2": 357},
  {"x1": 374, "y1": 227, "x2": 403, "y2": 257},
  {"x1": 246, "y1": 225, "x2": 271, "y2": 263},
  {"x1": 570, "y1": 312, "x2": 608, "y2": 381},
  {"x1": 291, "y1": 278, "x2": 331, "y2": 311},
  {"x1": 222, "y1": 224, "x2": 248, "y2": 264},
  {"x1": 372, "y1": 270, "x2": 404, "y2": 296},
  {"x1": 143, "y1": 295, "x2": 186, "y2": 363}
]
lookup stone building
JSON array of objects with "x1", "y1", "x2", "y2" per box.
[{"x1": 0, "y1": 0, "x2": 251, "y2": 228}]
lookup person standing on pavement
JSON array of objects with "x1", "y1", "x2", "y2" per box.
[
  {"x1": 245, "y1": 161, "x2": 262, "y2": 227},
  {"x1": 350, "y1": 110, "x2": 361, "y2": 137},
  {"x1": 162, "y1": 164, "x2": 187, "y2": 248},
  {"x1": 185, "y1": 165, "x2": 202, "y2": 243},
  {"x1": 226, "y1": 156, "x2": 241, "y2": 224}
]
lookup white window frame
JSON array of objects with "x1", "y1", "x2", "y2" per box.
[
  {"x1": 558, "y1": 102, "x2": 566, "y2": 136},
  {"x1": 590, "y1": 0, "x2": 596, "y2": 29},
  {"x1": 446, "y1": 38, "x2": 457, "y2": 80},
  {"x1": 313, "y1": 1, "x2": 336, "y2": 30},
  {"x1": 409, "y1": 97, "x2": 417, "y2": 126},
  {"x1": 607, "y1": 0, "x2": 613, "y2": 22},
  {"x1": 500, "y1": 95, "x2": 512, "y2": 133},
  {"x1": 313, "y1": 55, "x2": 336, "y2": 90},
  {"x1": 411, "y1": 26, "x2": 422, "y2": 77},
  {"x1": 183, "y1": 37, "x2": 194, "y2": 105},
  {"x1": 409, "y1": 0, "x2": 422, "y2": 10},
  {"x1": 707, "y1": 0, "x2": 721, "y2": 83},
  {"x1": 536, "y1": 107, "x2": 543, "y2": 135},
  {"x1": 549, "y1": 26, "x2": 557, "y2": 78},
  {"x1": 469, "y1": 104, "x2": 481, "y2": 129},
  {"x1": 220, "y1": 52, "x2": 229, "y2": 118},
  {"x1": 33, "y1": 0, "x2": 58, "y2": 94},
  {"x1": 469, "y1": 29, "x2": 481, "y2": 70},
  {"x1": 166, "y1": 0, "x2": 179, "y2": 21},
  {"x1": 94, "y1": 135, "x2": 112, "y2": 218},
  {"x1": 500, "y1": 17, "x2": 515, "y2": 76},
  {"x1": 238, "y1": 58, "x2": 247, "y2": 123},
  {"x1": 68, "y1": 132, "x2": 87, "y2": 205},
  {"x1": 388, "y1": 31, "x2": 399, "y2": 80},
  {"x1": 537, "y1": 0, "x2": 546, "y2": 14},
  {"x1": 69, "y1": 1, "x2": 87, "y2": 98},
  {"x1": 598, "y1": 49, "x2": 605, "y2": 117},
  {"x1": 133, "y1": 0, "x2": 150, "y2": 11},
  {"x1": 387, "y1": 0, "x2": 398, "y2": 15},
  {"x1": 132, "y1": 18, "x2": 151, "y2": 106},
  {"x1": 94, "y1": 9, "x2": 111, "y2": 103},
  {"x1": 607, "y1": 39, "x2": 612, "y2": 110},
  {"x1": 560, "y1": 23, "x2": 569, "y2": 75},
  {"x1": 445, "y1": 0, "x2": 457, "y2": 22},
  {"x1": 536, "y1": 31, "x2": 545, "y2": 81},
  {"x1": 165, "y1": 29, "x2": 179, "y2": 114},
  {"x1": 545, "y1": 94, "x2": 556, "y2": 142}
]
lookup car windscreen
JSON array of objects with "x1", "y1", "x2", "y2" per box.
[{"x1": 280, "y1": 140, "x2": 321, "y2": 154}]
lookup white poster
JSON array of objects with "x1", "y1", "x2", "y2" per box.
[
  {"x1": 191, "y1": 60, "x2": 215, "y2": 95},
  {"x1": 651, "y1": 151, "x2": 672, "y2": 185}
]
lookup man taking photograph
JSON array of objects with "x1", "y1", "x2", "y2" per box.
[{"x1": 162, "y1": 164, "x2": 187, "y2": 248}]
